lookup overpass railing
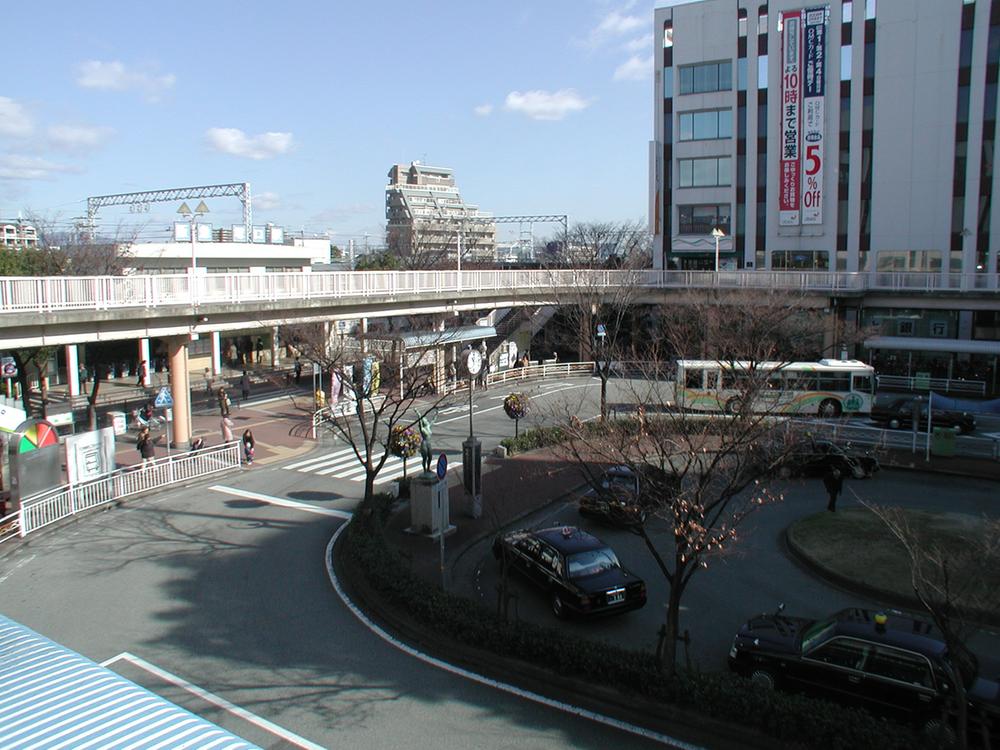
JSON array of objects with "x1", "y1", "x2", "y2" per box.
[
  {"x1": 0, "y1": 442, "x2": 241, "y2": 543},
  {"x1": 1, "y1": 269, "x2": 998, "y2": 314}
]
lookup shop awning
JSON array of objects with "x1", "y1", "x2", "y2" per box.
[
  {"x1": 864, "y1": 336, "x2": 1000, "y2": 356},
  {"x1": 393, "y1": 325, "x2": 497, "y2": 351}
]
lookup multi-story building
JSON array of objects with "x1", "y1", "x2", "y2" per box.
[
  {"x1": 649, "y1": 0, "x2": 1000, "y2": 388},
  {"x1": 1, "y1": 220, "x2": 38, "y2": 247},
  {"x1": 386, "y1": 162, "x2": 495, "y2": 264},
  {"x1": 650, "y1": 0, "x2": 1000, "y2": 277}
]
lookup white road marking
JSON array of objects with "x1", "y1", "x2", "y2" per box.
[
  {"x1": 0, "y1": 554, "x2": 36, "y2": 584},
  {"x1": 324, "y1": 526, "x2": 704, "y2": 750},
  {"x1": 437, "y1": 382, "x2": 597, "y2": 426},
  {"x1": 208, "y1": 486, "x2": 353, "y2": 519},
  {"x1": 100, "y1": 652, "x2": 325, "y2": 750}
]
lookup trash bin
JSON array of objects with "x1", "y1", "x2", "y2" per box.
[
  {"x1": 108, "y1": 411, "x2": 127, "y2": 436},
  {"x1": 931, "y1": 426, "x2": 955, "y2": 457}
]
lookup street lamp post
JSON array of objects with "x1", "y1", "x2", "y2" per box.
[
  {"x1": 711, "y1": 226, "x2": 726, "y2": 272},
  {"x1": 178, "y1": 200, "x2": 210, "y2": 273}
]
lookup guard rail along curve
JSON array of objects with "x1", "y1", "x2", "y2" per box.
[
  {"x1": 1, "y1": 269, "x2": 998, "y2": 314},
  {"x1": 0, "y1": 442, "x2": 242, "y2": 544}
]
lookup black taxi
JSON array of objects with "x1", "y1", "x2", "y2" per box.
[{"x1": 492, "y1": 526, "x2": 646, "y2": 619}]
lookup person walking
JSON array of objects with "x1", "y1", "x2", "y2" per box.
[
  {"x1": 221, "y1": 416, "x2": 235, "y2": 443},
  {"x1": 190, "y1": 436, "x2": 205, "y2": 452},
  {"x1": 823, "y1": 466, "x2": 844, "y2": 512},
  {"x1": 294, "y1": 357, "x2": 303, "y2": 384},
  {"x1": 137, "y1": 427, "x2": 155, "y2": 466},
  {"x1": 240, "y1": 370, "x2": 251, "y2": 404},
  {"x1": 136, "y1": 360, "x2": 146, "y2": 387},
  {"x1": 218, "y1": 387, "x2": 231, "y2": 417},
  {"x1": 242, "y1": 429, "x2": 256, "y2": 465}
]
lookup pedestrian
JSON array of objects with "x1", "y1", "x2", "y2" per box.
[
  {"x1": 137, "y1": 426, "x2": 155, "y2": 466},
  {"x1": 221, "y1": 416, "x2": 235, "y2": 443},
  {"x1": 447, "y1": 362, "x2": 457, "y2": 387},
  {"x1": 204, "y1": 368, "x2": 213, "y2": 396},
  {"x1": 242, "y1": 429, "x2": 255, "y2": 465},
  {"x1": 136, "y1": 360, "x2": 146, "y2": 387},
  {"x1": 218, "y1": 387, "x2": 231, "y2": 417},
  {"x1": 480, "y1": 358, "x2": 490, "y2": 390},
  {"x1": 240, "y1": 369, "x2": 251, "y2": 403},
  {"x1": 294, "y1": 357, "x2": 303, "y2": 384},
  {"x1": 255, "y1": 337, "x2": 264, "y2": 364},
  {"x1": 190, "y1": 436, "x2": 205, "y2": 452},
  {"x1": 823, "y1": 466, "x2": 844, "y2": 512}
]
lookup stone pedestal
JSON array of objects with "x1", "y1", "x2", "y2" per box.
[{"x1": 407, "y1": 472, "x2": 455, "y2": 538}]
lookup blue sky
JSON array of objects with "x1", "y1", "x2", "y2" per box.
[{"x1": 1, "y1": 1, "x2": 657, "y2": 245}]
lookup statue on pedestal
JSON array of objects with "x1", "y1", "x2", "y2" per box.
[{"x1": 419, "y1": 411, "x2": 437, "y2": 474}]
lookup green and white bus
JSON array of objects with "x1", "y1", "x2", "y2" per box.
[{"x1": 675, "y1": 359, "x2": 876, "y2": 418}]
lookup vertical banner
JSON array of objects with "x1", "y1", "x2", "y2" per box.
[
  {"x1": 780, "y1": 10, "x2": 802, "y2": 227},
  {"x1": 802, "y1": 7, "x2": 827, "y2": 225}
]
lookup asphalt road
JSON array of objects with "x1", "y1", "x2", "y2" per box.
[{"x1": 458, "y1": 469, "x2": 1000, "y2": 676}]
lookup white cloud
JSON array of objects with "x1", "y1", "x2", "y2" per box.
[
  {"x1": 205, "y1": 128, "x2": 294, "y2": 160},
  {"x1": 613, "y1": 54, "x2": 653, "y2": 81},
  {"x1": 473, "y1": 103, "x2": 494, "y2": 117},
  {"x1": 0, "y1": 97, "x2": 34, "y2": 138},
  {"x1": 585, "y1": 9, "x2": 644, "y2": 48},
  {"x1": 76, "y1": 60, "x2": 176, "y2": 101},
  {"x1": 623, "y1": 35, "x2": 650, "y2": 54},
  {"x1": 0, "y1": 154, "x2": 80, "y2": 180},
  {"x1": 47, "y1": 124, "x2": 114, "y2": 152},
  {"x1": 504, "y1": 89, "x2": 591, "y2": 121},
  {"x1": 253, "y1": 191, "x2": 282, "y2": 210}
]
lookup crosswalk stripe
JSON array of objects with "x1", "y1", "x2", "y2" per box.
[
  {"x1": 316, "y1": 453, "x2": 393, "y2": 477},
  {"x1": 284, "y1": 447, "x2": 355, "y2": 471},
  {"x1": 312, "y1": 452, "x2": 373, "y2": 475}
]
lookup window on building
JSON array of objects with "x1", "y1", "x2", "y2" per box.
[
  {"x1": 664, "y1": 26, "x2": 674, "y2": 48},
  {"x1": 678, "y1": 109, "x2": 733, "y2": 140},
  {"x1": 738, "y1": 8, "x2": 748, "y2": 37},
  {"x1": 841, "y1": 45, "x2": 852, "y2": 80},
  {"x1": 738, "y1": 57, "x2": 748, "y2": 90},
  {"x1": 843, "y1": 1, "x2": 853, "y2": 22},
  {"x1": 679, "y1": 157, "x2": 733, "y2": 187},
  {"x1": 679, "y1": 61, "x2": 733, "y2": 94},
  {"x1": 758, "y1": 7, "x2": 769, "y2": 35},
  {"x1": 865, "y1": 0, "x2": 877, "y2": 20},
  {"x1": 664, "y1": 69, "x2": 673, "y2": 98},
  {"x1": 771, "y1": 250, "x2": 830, "y2": 269},
  {"x1": 758, "y1": 54, "x2": 769, "y2": 89},
  {"x1": 678, "y1": 204, "x2": 731, "y2": 235}
]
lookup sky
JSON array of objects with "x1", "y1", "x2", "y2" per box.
[{"x1": 1, "y1": 1, "x2": 660, "y2": 246}]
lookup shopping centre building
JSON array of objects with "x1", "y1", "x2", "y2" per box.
[{"x1": 649, "y1": 0, "x2": 1000, "y2": 388}]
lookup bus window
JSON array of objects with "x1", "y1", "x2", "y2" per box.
[
  {"x1": 852, "y1": 374, "x2": 874, "y2": 394},
  {"x1": 685, "y1": 369, "x2": 704, "y2": 388},
  {"x1": 817, "y1": 373, "x2": 851, "y2": 392},
  {"x1": 706, "y1": 370, "x2": 720, "y2": 389},
  {"x1": 788, "y1": 373, "x2": 816, "y2": 391}
]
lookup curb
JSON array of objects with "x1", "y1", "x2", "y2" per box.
[
  {"x1": 784, "y1": 522, "x2": 1000, "y2": 629},
  {"x1": 332, "y1": 523, "x2": 781, "y2": 750}
]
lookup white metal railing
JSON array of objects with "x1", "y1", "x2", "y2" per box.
[
  {"x1": 486, "y1": 361, "x2": 594, "y2": 386},
  {"x1": 12, "y1": 442, "x2": 241, "y2": 540},
  {"x1": 876, "y1": 375, "x2": 986, "y2": 396},
  {"x1": 791, "y1": 419, "x2": 1000, "y2": 461},
  {"x1": 1, "y1": 269, "x2": 998, "y2": 315}
]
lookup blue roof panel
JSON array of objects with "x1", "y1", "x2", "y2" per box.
[{"x1": 0, "y1": 615, "x2": 260, "y2": 750}]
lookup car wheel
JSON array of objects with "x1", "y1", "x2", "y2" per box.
[
  {"x1": 921, "y1": 718, "x2": 956, "y2": 748},
  {"x1": 725, "y1": 397, "x2": 742, "y2": 415},
  {"x1": 550, "y1": 592, "x2": 567, "y2": 619},
  {"x1": 818, "y1": 399, "x2": 842, "y2": 418},
  {"x1": 750, "y1": 669, "x2": 776, "y2": 691}
]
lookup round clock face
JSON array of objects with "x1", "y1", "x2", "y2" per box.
[{"x1": 465, "y1": 349, "x2": 483, "y2": 375}]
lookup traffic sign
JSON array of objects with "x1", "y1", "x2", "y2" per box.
[
  {"x1": 154, "y1": 386, "x2": 174, "y2": 408},
  {"x1": 436, "y1": 452, "x2": 448, "y2": 480}
]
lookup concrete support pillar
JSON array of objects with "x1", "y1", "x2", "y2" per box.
[
  {"x1": 324, "y1": 321, "x2": 333, "y2": 359},
  {"x1": 271, "y1": 326, "x2": 280, "y2": 368},
  {"x1": 435, "y1": 314, "x2": 447, "y2": 392},
  {"x1": 65, "y1": 344, "x2": 80, "y2": 397},
  {"x1": 167, "y1": 338, "x2": 191, "y2": 449},
  {"x1": 139, "y1": 338, "x2": 152, "y2": 387},
  {"x1": 211, "y1": 331, "x2": 222, "y2": 376},
  {"x1": 359, "y1": 317, "x2": 369, "y2": 356},
  {"x1": 822, "y1": 308, "x2": 838, "y2": 358}
]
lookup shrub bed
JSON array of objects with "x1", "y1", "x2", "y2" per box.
[{"x1": 342, "y1": 499, "x2": 930, "y2": 750}]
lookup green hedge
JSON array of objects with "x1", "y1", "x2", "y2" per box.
[{"x1": 343, "y1": 501, "x2": 930, "y2": 750}]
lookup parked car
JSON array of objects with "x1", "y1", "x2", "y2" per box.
[
  {"x1": 871, "y1": 394, "x2": 976, "y2": 434},
  {"x1": 577, "y1": 464, "x2": 679, "y2": 528},
  {"x1": 728, "y1": 604, "x2": 1000, "y2": 741},
  {"x1": 492, "y1": 526, "x2": 646, "y2": 618},
  {"x1": 777, "y1": 439, "x2": 880, "y2": 479}
]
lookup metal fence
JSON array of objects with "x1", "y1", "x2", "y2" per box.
[
  {"x1": 1, "y1": 269, "x2": 998, "y2": 315},
  {"x1": 2, "y1": 442, "x2": 242, "y2": 543},
  {"x1": 876, "y1": 375, "x2": 986, "y2": 396},
  {"x1": 487, "y1": 361, "x2": 595, "y2": 387},
  {"x1": 791, "y1": 419, "x2": 1000, "y2": 460}
]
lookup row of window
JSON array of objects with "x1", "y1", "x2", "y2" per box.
[
  {"x1": 679, "y1": 157, "x2": 732, "y2": 188},
  {"x1": 679, "y1": 109, "x2": 733, "y2": 141}
]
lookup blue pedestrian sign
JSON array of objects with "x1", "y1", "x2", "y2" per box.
[
  {"x1": 154, "y1": 386, "x2": 173, "y2": 408},
  {"x1": 436, "y1": 452, "x2": 448, "y2": 480}
]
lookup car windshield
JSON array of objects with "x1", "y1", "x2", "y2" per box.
[
  {"x1": 800, "y1": 619, "x2": 836, "y2": 652},
  {"x1": 566, "y1": 548, "x2": 622, "y2": 579}
]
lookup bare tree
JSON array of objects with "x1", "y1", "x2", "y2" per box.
[
  {"x1": 542, "y1": 220, "x2": 651, "y2": 420},
  {"x1": 549, "y1": 291, "x2": 850, "y2": 676},
  {"x1": 282, "y1": 322, "x2": 452, "y2": 501},
  {"x1": 864, "y1": 504, "x2": 1000, "y2": 749}
]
